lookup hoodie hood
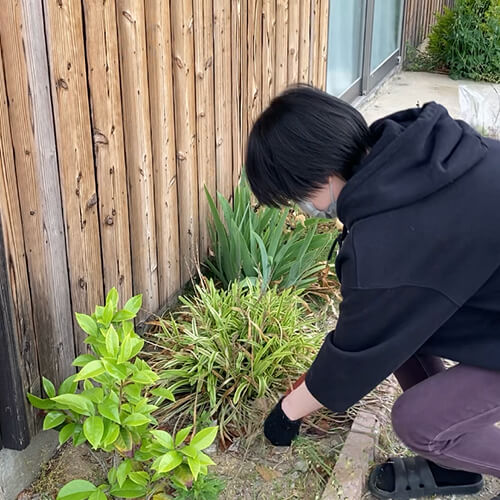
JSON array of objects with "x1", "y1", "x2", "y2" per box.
[{"x1": 337, "y1": 102, "x2": 488, "y2": 228}]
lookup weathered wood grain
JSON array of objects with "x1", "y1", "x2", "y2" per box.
[{"x1": 117, "y1": 0, "x2": 159, "y2": 319}]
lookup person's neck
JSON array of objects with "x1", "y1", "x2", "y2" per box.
[{"x1": 331, "y1": 175, "x2": 346, "y2": 200}]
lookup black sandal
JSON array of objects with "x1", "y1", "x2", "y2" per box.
[{"x1": 368, "y1": 456, "x2": 484, "y2": 499}]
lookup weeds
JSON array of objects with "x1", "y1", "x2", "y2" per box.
[{"x1": 148, "y1": 278, "x2": 323, "y2": 444}]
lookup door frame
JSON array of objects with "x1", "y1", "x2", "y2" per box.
[{"x1": 331, "y1": 0, "x2": 406, "y2": 102}]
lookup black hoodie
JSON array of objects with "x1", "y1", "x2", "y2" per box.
[{"x1": 305, "y1": 102, "x2": 500, "y2": 412}]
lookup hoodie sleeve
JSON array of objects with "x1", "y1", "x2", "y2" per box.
[{"x1": 304, "y1": 286, "x2": 459, "y2": 412}]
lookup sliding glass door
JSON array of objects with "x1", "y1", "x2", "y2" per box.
[
  {"x1": 327, "y1": 0, "x2": 405, "y2": 101},
  {"x1": 326, "y1": 0, "x2": 366, "y2": 101}
]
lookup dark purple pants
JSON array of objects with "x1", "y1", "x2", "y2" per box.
[{"x1": 392, "y1": 356, "x2": 500, "y2": 478}]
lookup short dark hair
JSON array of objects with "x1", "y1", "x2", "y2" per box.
[{"x1": 245, "y1": 85, "x2": 371, "y2": 207}]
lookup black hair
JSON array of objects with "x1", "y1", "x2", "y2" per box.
[{"x1": 245, "y1": 84, "x2": 371, "y2": 207}]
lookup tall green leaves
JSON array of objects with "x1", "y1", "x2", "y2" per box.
[{"x1": 205, "y1": 177, "x2": 334, "y2": 292}]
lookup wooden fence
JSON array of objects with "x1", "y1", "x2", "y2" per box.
[
  {"x1": 0, "y1": 0, "x2": 329, "y2": 447},
  {"x1": 403, "y1": 0, "x2": 455, "y2": 52}
]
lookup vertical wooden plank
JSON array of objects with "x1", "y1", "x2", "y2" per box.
[
  {"x1": 170, "y1": 0, "x2": 200, "y2": 282},
  {"x1": 214, "y1": 0, "x2": 233, "y2": 202},
  {"x1": 298, "y1": 0, "x2": 311, "y2": 83},
  {"x1": 193, "y1": 0, "x2": 216, "y2": 258},
  {"x1": 287, "y1": 0, "x2": 300, "y2": 85},
  {"x1": 0, "y1": 0, "x2": 74, "y2": 389},
  {"x1": 83, "y1": 0, "x2": 133, "y2": 306},
  {"x1": 117, "y1": 0, "x2": 159, "y2": 317},
  {"x1": 275, "y1": 0, "x2": 288, "y2": 94},
  {"x1": 317, "y1": 0, "x2": 329, "y2": 90},
  {"x1": 0, "y1": 36, "x2": 37, "y2": 439},
  {"x1": 262, "y1": 0, "x2": 276, "y2": 106},
  {"x1": 240, "y1": 0, "x2": 249, "y2": 164},
  {"x1": 43, "y1": 0, "x2": 104, "y2": 346},
  {"x1": 145, "y1": 0, "x2": 181, "y2": 303},
  {"x1": 310, "y1": 0, "x2": 320, "y2": 85},
  {"x1": 0, "y1": 217, "x2": 30, "y2": 450},
  {"x1": 232, "y1": 0, "x2": 243, "y2": 187},
  {"x1": 247, "y1": 0, "x2": 262, "y2": 130}
]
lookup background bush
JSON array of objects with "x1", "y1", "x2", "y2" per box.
[
  {"x1": 428, "y1": 0, "x2": 500, "y2": 82},
  {"x1": 149, "y1": 278, "x2": 323, "y2": 444}
]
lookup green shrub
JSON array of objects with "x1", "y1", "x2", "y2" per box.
[
  {"x1": 149, "y1": 279, "x2": 323, "y2": 443},
  {"x1": 428, "y1": 0, "x2": 500, "y2": 82},
  {"x1": 28, "y1": 289, "x2": 219, "y2": 499},
  {"x1": 205, "y1": 176, "x2": 334, "y2": 292}
]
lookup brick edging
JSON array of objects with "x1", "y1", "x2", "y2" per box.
[{"x1": 321, "y1": 410, "x2": 380, "y2": 500}]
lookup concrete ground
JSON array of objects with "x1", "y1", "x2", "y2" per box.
[
  {"x1": 357, "y1": 70, "x2": 500, "y2": 500},
  {"x1": 357, "y1": 70, "x2": 497, "y2": 124},
  {"x1": 0, "y1": 431, "x2": 58, "y2": 500}
]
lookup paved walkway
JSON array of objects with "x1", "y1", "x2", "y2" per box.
[{"x1": 358, "y1": 70, "x2": 496, "y2": 124}]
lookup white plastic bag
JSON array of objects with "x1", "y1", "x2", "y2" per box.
[{"x1": 459, "y1": 84, "x2": 500, "y2": 139}]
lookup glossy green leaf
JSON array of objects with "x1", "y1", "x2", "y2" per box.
[
  {"x1": 174, "y1": 426, "x2": 192, "y2": 447},
  {"x1": 130, "y1": 369, "x2": 157, "y2": 385},
  {"x1": 74, "y1": 360, "x2": 105, "y2": 381},
  {"x1": 189, "y1": 426, "x2": 218, "y2": 450},
  {"x1": 128, "y1": 471, "x2": 149, "y2": 487},
  {"x1": 72, "y1": 354, "x2": 97, "y2": 367},
  {"x1": 151, "y1": 430, "x2": 174, "y2": 450},
  {"x1": 197, "y1": 450, "x2": 216, "y2": 466},
  {"x1": 105, "y1": 287, "x2": 119, "y2": 311},
  {"x1": 102, "y1": 421, "x2": 120, "y2": 447},
  {"x1": 114, "y1": 428, "x2": 133, "y2": 453},
  {"x1": 105, "y1": 325, "x2": 119, "y2": 358},
  {"x1": 112, "y1": 310, "x2": 135, "y2": 322},
  {"x1": 109, "y1": 479, "x2": 146, "y2": 499},
  {"x1": 152, "y1": 450, "x2": 183, "y2": 473},
  {"x1": 88, "y1": 490, "x2": 107, "y2": 500},
  {"x1": 118, "y1": 335, "x2": 144, "y2": 364},
  {"x1": 150, "y1": 387, "x2": 175, "y2": 402},
  {"x1": 56, "y1": 479, "x2": 97, "y2": 500},
  {"x1": 116, "y1": 459, "x2": 132, "y2": 487},
  {"x1": 101, "y1": 300, "x2": 114, "y2": 327},
  {"x1": 43, "y1": 411, "x2": 66, "y2": 430},
  {"x1": 123, "y1": 384, "x2": 142, "y2": 403},
  {"x1": 83, "y1": 387, "x2": 104, "y2": 404},
  {"x1": 187, "y1": 456, "x2": 201, "y2": 480},
  {"x1": 97, "y1": 393, "x2": 120, "y2": 424},
  {"x1": 51, "y1": 394, "x2": 95, "y2": 416},
  {"x1": 27, "y1": 393, "x2": 54, "y2": 410},
  {"x1": 59, "y1": 423, "x2": 76, "y2": 445},
  {"x1": 75, "y1": 313, "x2": 99, "y2": 337},
  {"x1": 179, "y1": 444, "x2": 198, "y2": 458},
  {"x1": 123, "y1": 413, "x2": 150, "y2": 427},
  {"x1": 101, "y1": 359, "x2": 127, "y2": 380},
  {"x1": 58, "y1": 374, "x2": 78, "y2": 395},
  {"x1": 42, "y1": 377, "x2": 56, "y2": 398},
  {"x1": 123, "y1": 294, "x2": 142, "y2": 315},
  {"x1": 83, "y1": 416, "x2": 104, "y2": 449}
]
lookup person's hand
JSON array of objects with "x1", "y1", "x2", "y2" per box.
[{"x1": 263, "y1": 397, "x2": 302, "y2": 446}]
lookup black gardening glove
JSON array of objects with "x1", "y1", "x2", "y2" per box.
[{"x1": 264, "y1": 397, "x2": 302, "y2": 446}]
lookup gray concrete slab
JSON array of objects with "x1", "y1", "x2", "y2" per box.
[
  {"x1": 357, "y1": 70, "x2": 497, "y2": 124},
  {"x1": 0, "y1": 431, "x2": 58, "y2": 500}
]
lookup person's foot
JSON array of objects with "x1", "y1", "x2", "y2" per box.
[
  {"x1": 369, "y1": 456, "x2": 484, "y2": 499},
  {"x1": 374, "y1": 459, "x2": 482, "y2": 492}
]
